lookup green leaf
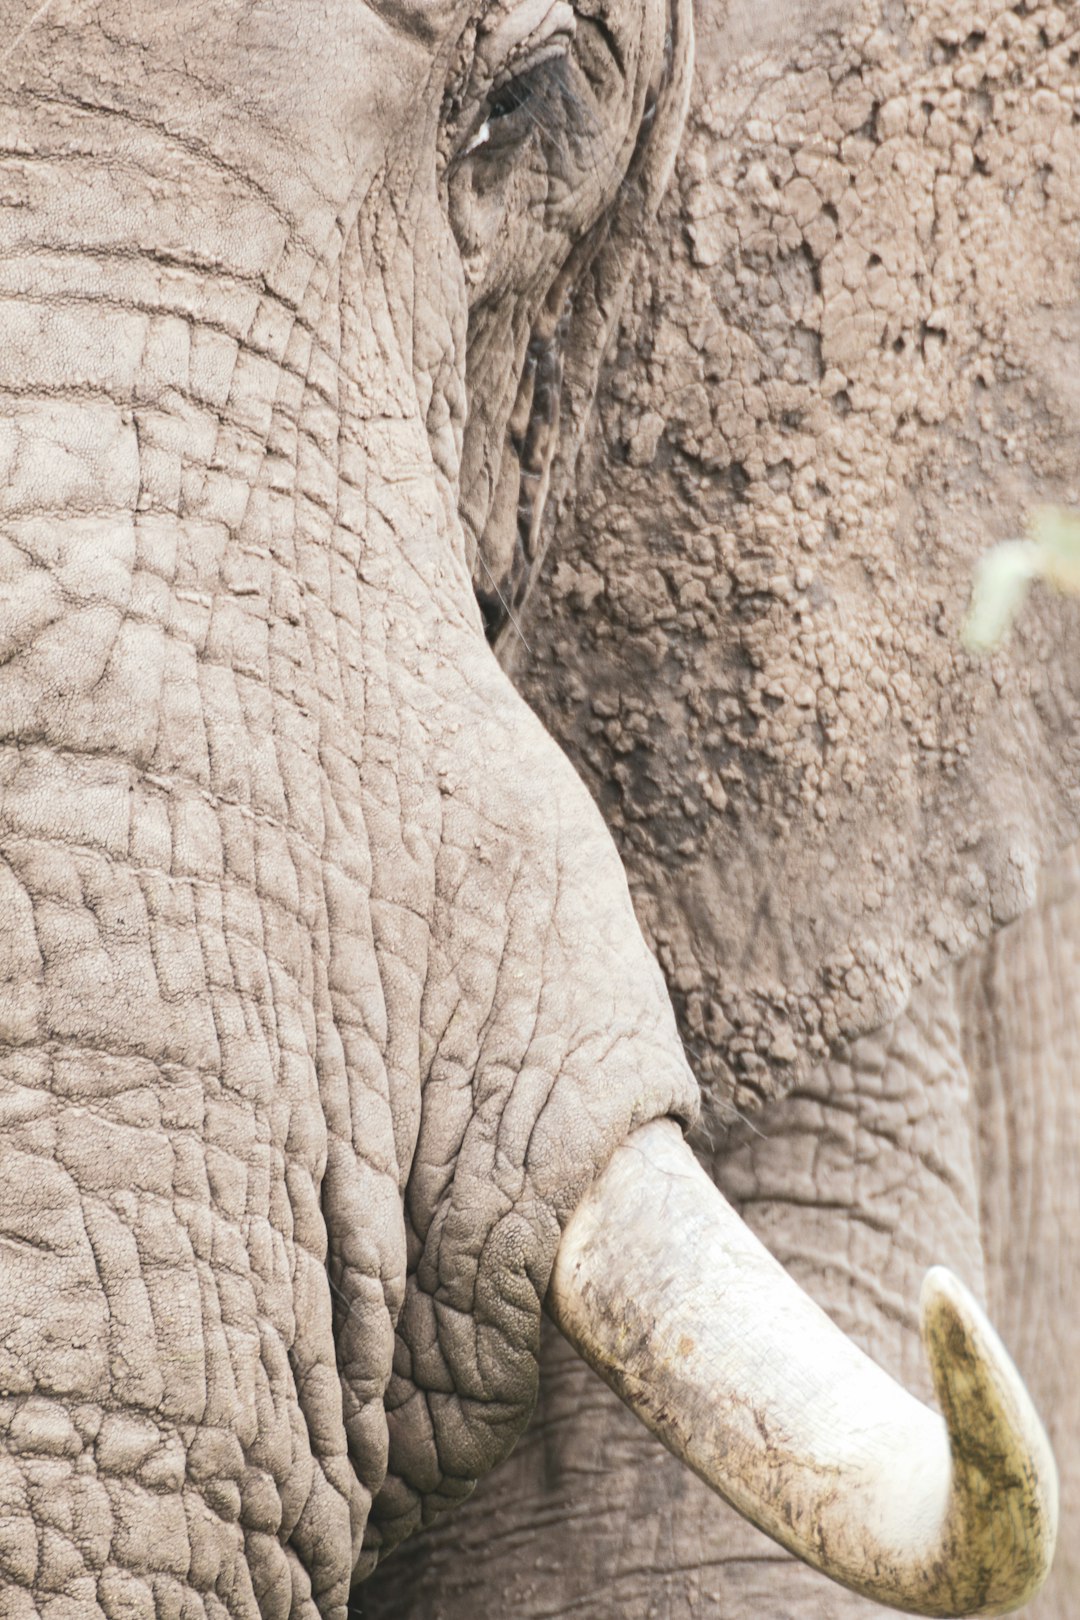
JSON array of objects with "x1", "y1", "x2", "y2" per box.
[
  {"x1": 1030, "y1": 504, "x2": 1080, "y2": 593},
  {"x1": 961, "y1": 540, "x2": 1039, "y2": 653},
  {"x1": 962, "y1": 505, "x2": 1080, "y2": 653}
]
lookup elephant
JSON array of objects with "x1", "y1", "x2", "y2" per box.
[
  {"x1": 363, "y1": 0, "x2": 1080, "y2": 1617},
  {"x1": 0, "y1": 4, "x2": 1063, "y2": 1620}
]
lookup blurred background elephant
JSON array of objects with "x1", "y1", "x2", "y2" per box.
[{"x1": 366, "y1": 0, "x2": 1080, "y2": 1615}]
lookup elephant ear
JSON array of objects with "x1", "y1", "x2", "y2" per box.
[{"x1": 502, "y1": 0, "x2": 1080, "y2": 1117}]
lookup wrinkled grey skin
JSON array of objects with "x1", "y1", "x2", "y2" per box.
[
  {"x1": 1, "y1": 1, "x2": 1072, "y2": 1618},
  {"x1": 366, "y1": 0, "x2": 1080, "y2": 1616},
  {"x1": 0, "y1": 2, "x2": 699, "y2": 1615}
]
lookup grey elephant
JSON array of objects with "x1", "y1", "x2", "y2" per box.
[
  {"x1": 365, "y1": 0, "x2": 1080, "y2": 1617},
  {"x1": 0, "y1": 3, "x2": 1062, "y2": 1620}
]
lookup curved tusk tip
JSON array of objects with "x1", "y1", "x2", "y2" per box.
[{"x1": 920, "y1": 1266, "x2": 1058, "y2": 1615}]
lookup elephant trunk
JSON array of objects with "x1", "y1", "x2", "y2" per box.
[{"x1": 548, "y1": 1118, "x2": 1057, "y2": 1618}]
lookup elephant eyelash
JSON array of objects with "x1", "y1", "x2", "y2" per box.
[{"x1": 460, "y1": 52, "x2": 597, "y2": 161}]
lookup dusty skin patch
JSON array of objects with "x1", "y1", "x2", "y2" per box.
[{"x1": 506, "y1": 0, "x2": 1080, "y2": 1119}]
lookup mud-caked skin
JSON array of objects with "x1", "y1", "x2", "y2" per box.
[
  {"x1": 0, "y1": 3, "x2": 698, "y2": 1616},
  {"x1": 510, "y1": 0, "x2": 1080, "y2": 1115}
]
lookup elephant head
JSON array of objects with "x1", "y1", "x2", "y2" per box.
[{"x1": 0, "y1": 2, "x2": 1057, "y2": 1617}]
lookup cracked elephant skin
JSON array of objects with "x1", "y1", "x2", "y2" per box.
[{"x1": 0, "y1": 1, "x2": 700, "y2": 1615}]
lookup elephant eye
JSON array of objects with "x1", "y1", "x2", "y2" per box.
[
  {"x1": 488, "y1": 74, "x2": 536, "y2": 122},
  {"x1": 460, "y1": 52, "x2": 579, "y2": 159}
]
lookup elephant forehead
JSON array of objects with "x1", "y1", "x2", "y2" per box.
[
  {"x1": 3, "y1": 0, "x2": 628, "y2": 228},
  {"x1": 514, "y1": 0, "x2": 1080, "y2": 1116}
]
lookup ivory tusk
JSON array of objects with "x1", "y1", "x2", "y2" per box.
[{"x1": 548, "y1": 1119, "x2": 1057, "y2": 1617}]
